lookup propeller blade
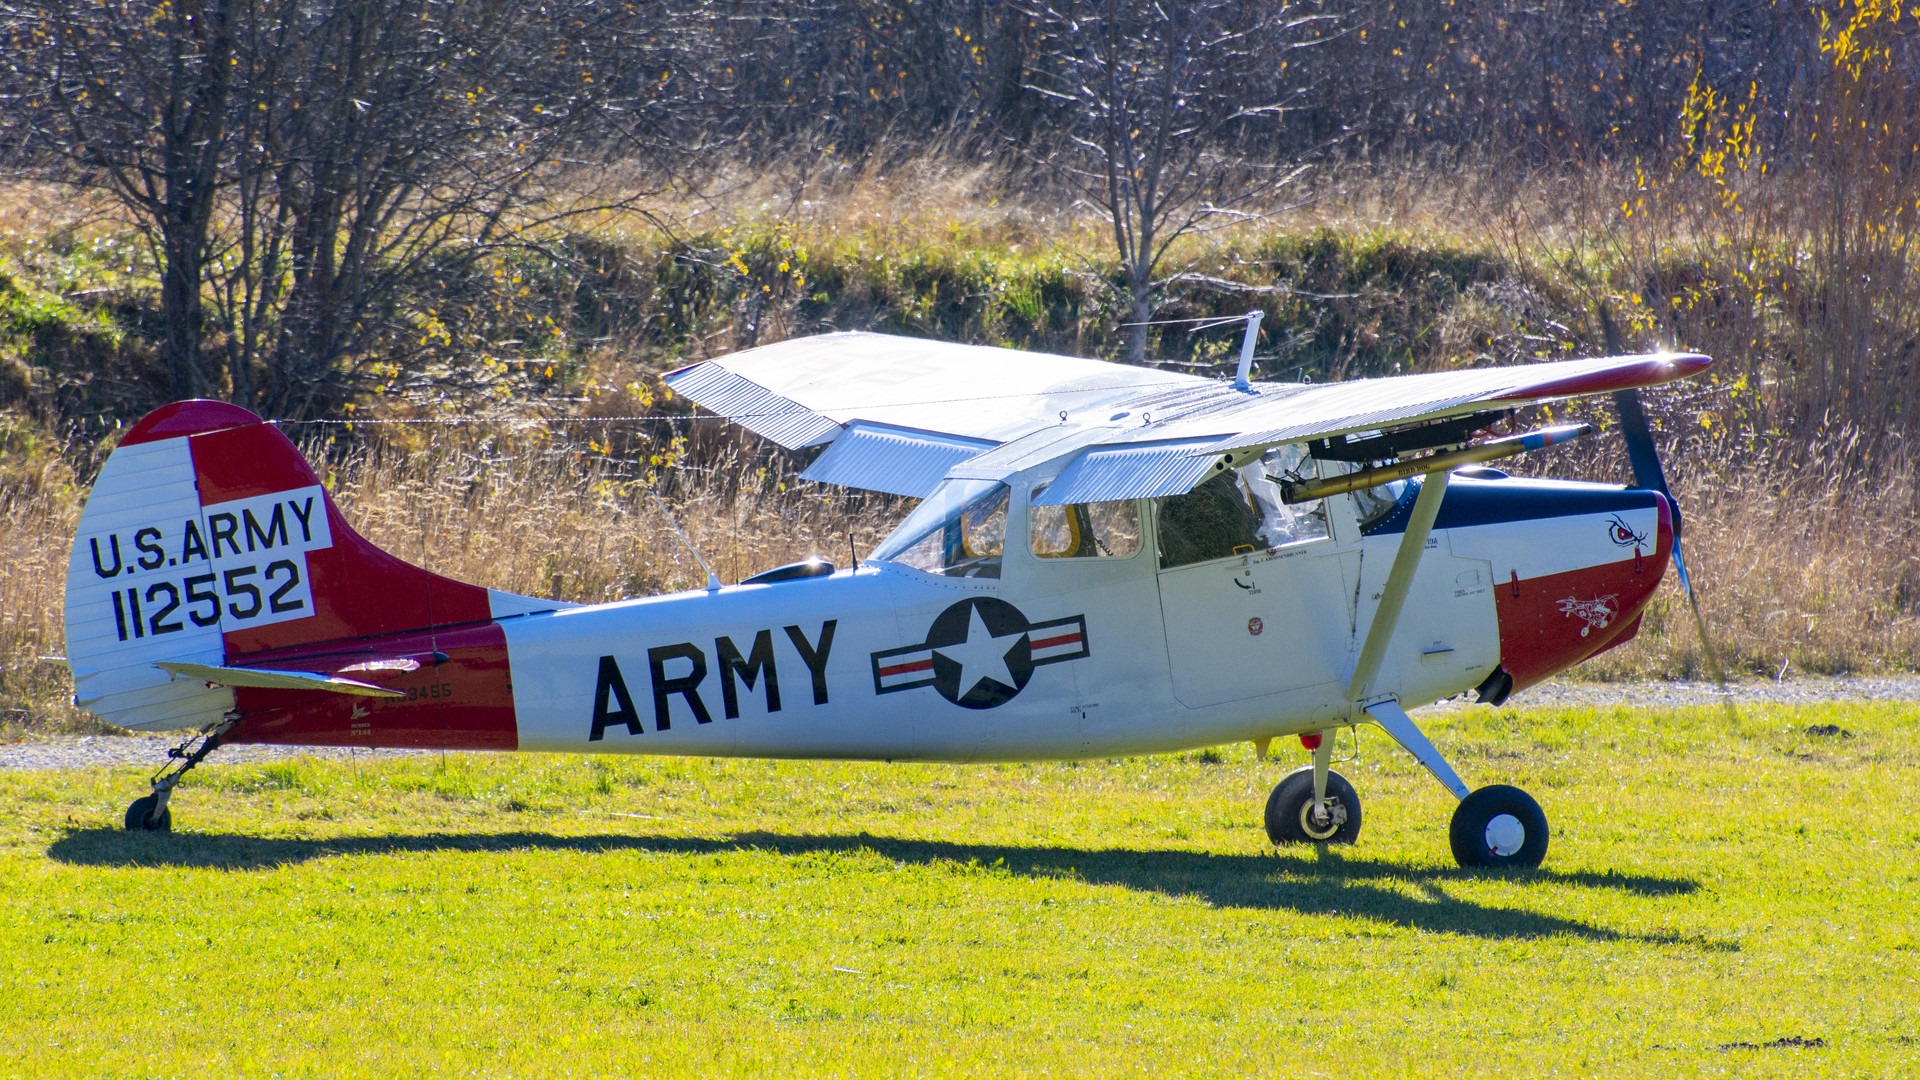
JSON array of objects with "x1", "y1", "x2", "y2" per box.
[
  {"x1": 1611, "y1": 386, "x2": 1728, "y2": 690},
  {"x1": 1612, "y1": 387, "x2": 1680, "y2": 540}
]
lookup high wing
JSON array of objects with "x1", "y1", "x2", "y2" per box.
[{"x1": 664, "y1": 331, "x2": 1711, "y2": 499}]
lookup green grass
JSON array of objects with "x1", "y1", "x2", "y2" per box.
[{"x1": 3, "y1": 702, "x2": 1917, "y2": 1077}]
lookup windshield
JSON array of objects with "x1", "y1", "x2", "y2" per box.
[{"x1": 870, "y1": 478, "x2": 1010, "y2": 578}]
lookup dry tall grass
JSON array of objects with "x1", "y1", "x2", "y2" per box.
[
  {"x1": 1582, "y1": 452, "x2": 1920, "y2": 679},
  {"x1": 0, "y1": 450, "x2": 92, "y2": 734},
  {"x1": 318, "y1": 428, "x2": 899, "y2": 603}
]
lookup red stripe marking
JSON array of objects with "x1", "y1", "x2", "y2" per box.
[
  {"x1": 1030, "y1": 633, "x2": 1080, "y2": 650},
  {"x1": 879, "y1": 659, "x2": 933, "y2": 677}
]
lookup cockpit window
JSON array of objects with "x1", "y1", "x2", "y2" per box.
[
  {"x1": 870, "y1": 478, "x2": 1009, "y2": 578},
  {"x1": 1030, "y1": 487, "x2": 1140, "y2": 559},
  {"x1": 1248, "y1": 444, "x2": 1331, "y2": 547},
  {"x1": 1157, "y1": 445, "x2": 1331, "y2": 568}
]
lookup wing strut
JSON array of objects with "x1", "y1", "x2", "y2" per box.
[{"x1": 1346, "y1": 470, "x2": 1450, "y2": 702}]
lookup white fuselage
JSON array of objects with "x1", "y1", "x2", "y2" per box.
[{"x1": 498, "y1": 477, "x2": 1617, "y2": 761}]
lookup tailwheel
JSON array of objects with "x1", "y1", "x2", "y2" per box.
[
  {"x1": 1264, "y1": 766, "x2": 1362, "y2": 845},
  {"x1": 122, "y1": 718, "x2": 233, "y2": 833},
  {"x1": 124, "y1": 794, "x2": 172, "y2": 832},
  {"x1": 1449, "y1": 785, "x2": 1549, "y2": 869}
]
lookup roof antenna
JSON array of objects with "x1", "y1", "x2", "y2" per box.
[
  {"x1": 647, "y1": 490, "x2": 722, "y2": 591},
  {"x1": 1232, "y1": 310, "x2": 1265, "y2": 394},
  {"x1": 845, "y1": 493, "x2": 860, "y2": 569}
]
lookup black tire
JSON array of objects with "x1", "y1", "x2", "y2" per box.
[
  {"x1": 1264, "y1": 766, "x2": 1362, "y2": 844},
  {"x1": 1449, "y1": 785, "x2": 1547, "y2": 869},
  {"x1": 124, "y1": 794, "x2": 171, "y2": 833}
]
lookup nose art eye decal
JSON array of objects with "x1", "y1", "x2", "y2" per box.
[{"x1": 1606, "y1": 514, "x2": 1648, "y2": 548}]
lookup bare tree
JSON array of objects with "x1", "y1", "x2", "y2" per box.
[
  {"x1": 1023, "y1": 0, "x2": 1335, "y2": 363},
  {"x1": 9, "y1": 0, "x2": 245, "y2": 397},
  {"x1": 8, "y1": 0, "x2": 723, "y2": 414}
]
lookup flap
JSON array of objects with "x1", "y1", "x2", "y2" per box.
[
  {"x1": 663, "y1": 362, "x2": 844, "y2": 449},
  {"x1": 1032, "y1": 439, "x2": 1228, "y2": 505},
  {"x1": 800, "y1": 422, "x2": 995, "y2": 497}
]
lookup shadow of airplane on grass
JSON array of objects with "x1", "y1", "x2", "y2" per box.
[{"x1": 47, "y1": 827, "x2": 1725, "y2": 947}]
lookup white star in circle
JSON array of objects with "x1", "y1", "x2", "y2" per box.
[{"x1": 932, "y1": 605, "x2": 1023, "y2": 699}]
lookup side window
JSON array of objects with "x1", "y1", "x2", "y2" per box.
[
  {"x1": 1156, "y1": 472, "x2": 1263, "y2": 567},
  {"x1": 1157, "y1": 446, "x2": 1331, "y2": 569},
  {"x1": 1030, "y1": 493, "x2": 1141, "y2": 559}
]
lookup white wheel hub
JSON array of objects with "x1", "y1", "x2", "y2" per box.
[
  {"x1": 1484, "y1": 813, "x2": 1525, "y2": 856},
  {"x1": 1299, "y1": 798, "x2": 1346, "y2": 839}
]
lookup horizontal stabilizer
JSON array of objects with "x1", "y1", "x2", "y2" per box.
[{"x1": 154, "y1": 661, "x2": 406, "y2": 698}]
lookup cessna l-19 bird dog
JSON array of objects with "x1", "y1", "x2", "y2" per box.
[{"x1": 67, "y1": 329, "x2": 1710, "y2": 868}]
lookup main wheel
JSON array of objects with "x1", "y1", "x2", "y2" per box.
[
  {"x1": 1265, "y1": 766, "x2": 1362, "y2": 844},
  {"x1": 124, "y1": 794, "x2": 171, "y2": 833},
  {"x1": 1449, "y1": 785, "x2": 1547, "y2": 869}
]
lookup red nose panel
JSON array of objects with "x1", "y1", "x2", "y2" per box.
[{"x1": 1496, "y1": 495, "x2": 1673, "y2": 690}]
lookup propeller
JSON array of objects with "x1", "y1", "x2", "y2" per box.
[{"x1": 1600, "y1": 307, "x2": 1728, "y2": 689}]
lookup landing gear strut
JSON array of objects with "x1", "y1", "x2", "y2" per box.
[
  {"x1": 1365, "y1": 699, "x2": 1550, "y2": 869},
  {"x1": 124, "y1": 719, "x2": 233, "y2": 832}
]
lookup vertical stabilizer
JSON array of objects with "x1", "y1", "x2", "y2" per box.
[{"x1": 64, "y1": 401, "x2": 505, "y2": 731}]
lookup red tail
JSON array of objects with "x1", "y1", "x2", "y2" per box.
[{"x1": 67, "y1": 401, "x2": 520, "y2": 743}]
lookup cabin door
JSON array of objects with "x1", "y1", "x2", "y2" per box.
[{"x1": 1153, "y1": 467, "x2": 1356, "y2": 709}]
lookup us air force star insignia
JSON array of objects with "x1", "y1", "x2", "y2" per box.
[{"x1": 870, "y1": 597, "x2": 1089, "y2": 709}]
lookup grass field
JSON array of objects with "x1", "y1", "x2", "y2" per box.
[{"x1": 2, "y1": 700, "x2": 1916, "y2": 1077}]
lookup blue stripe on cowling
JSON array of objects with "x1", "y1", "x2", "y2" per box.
[{"x1": 1361, "y1": 476, "x2": 1665, "y2": 536}]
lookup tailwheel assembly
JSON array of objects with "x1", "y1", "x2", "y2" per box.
[
  {"x1": 1449, "y1": 784, "x2": 1549, "y2": 869},
  {"x1": 124, "y1": 718, "x2": 233, "y2": 832}
]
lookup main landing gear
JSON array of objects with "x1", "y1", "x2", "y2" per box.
[
  {"x1": 1264, "y1": 731, "x2": 1362, "y2": 844},
  {"x1": 1265, "y1": 701, "x2": 1549, "y2": 869},
  {"x1": 124, "y1": 719, "x2": 233, "y2": 832}
]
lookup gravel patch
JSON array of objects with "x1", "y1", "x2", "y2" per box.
[
  {"x1": 0, "y1": 733, "x2": 429, "y2": 772},
  {"x1": 1488, "y1": 674, "x2": 1920, "y2": 711},
  {"x1": 6, "y1": 675, "x2": 1918, "y2": 771}
]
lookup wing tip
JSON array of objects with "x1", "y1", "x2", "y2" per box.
[{"x1": 1486, "y1": 350, "x2": 1716, "y2": 402}]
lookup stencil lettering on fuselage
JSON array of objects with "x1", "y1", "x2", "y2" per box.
[
  {"x1": 82, "y1": 485, "x2": 332, "y2": 642},
  {"x1": 587, "y1": 621, "x2": 837, "y2": 739},
  {"x1": 870, "y1": 597, "x2": 1089, "y2": 710}
]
